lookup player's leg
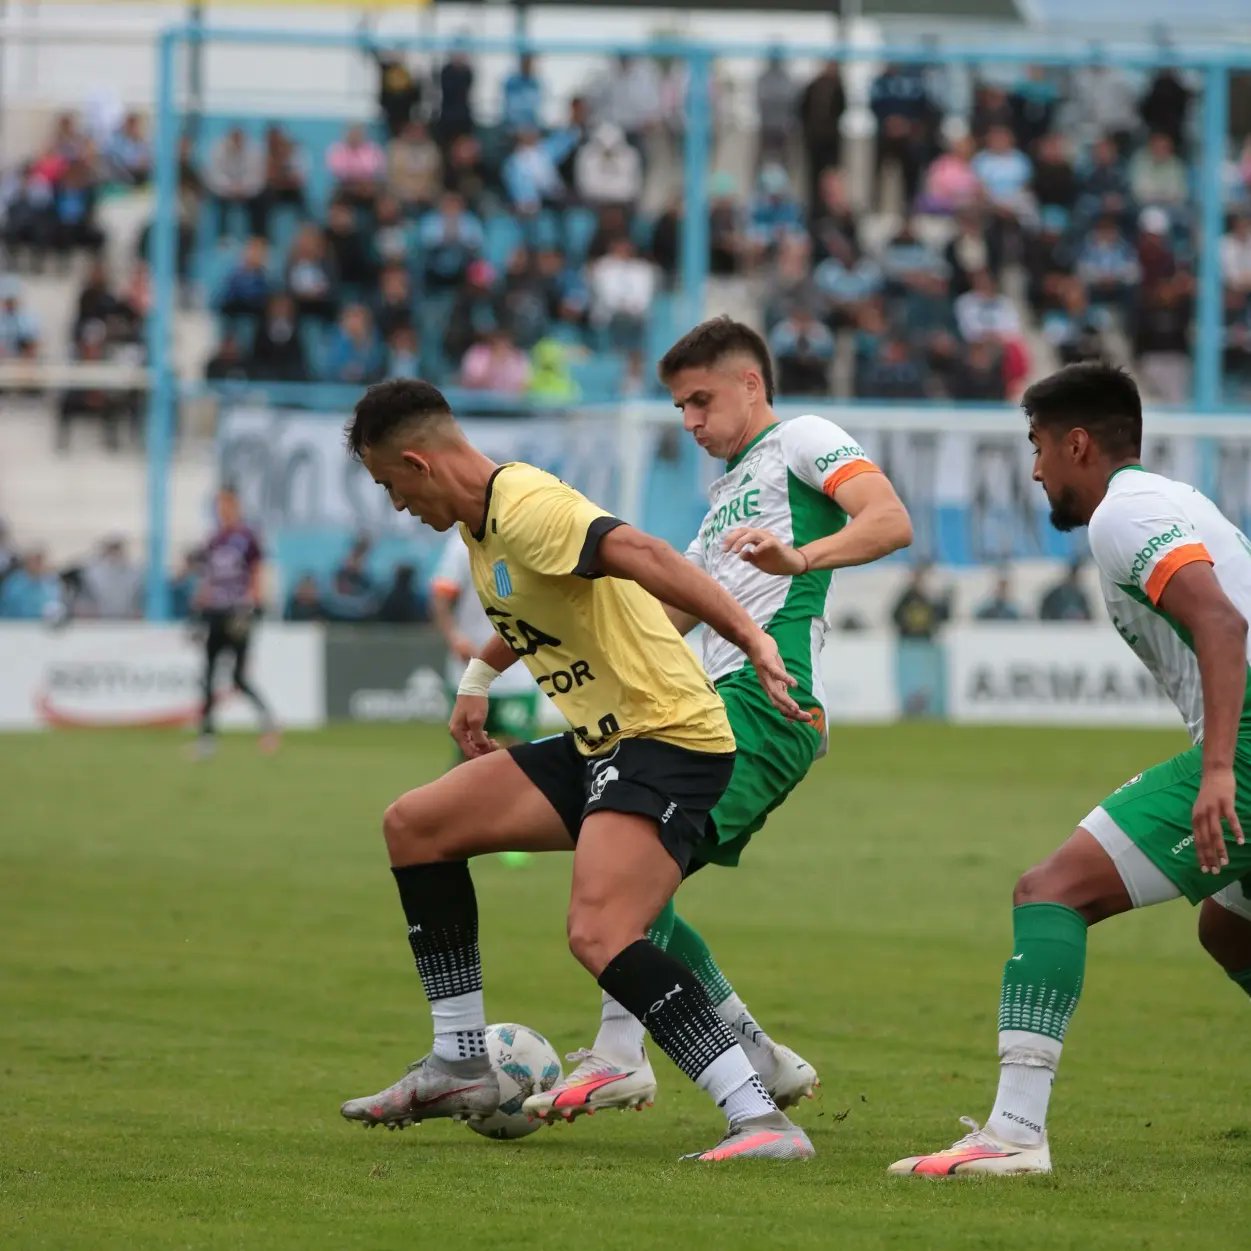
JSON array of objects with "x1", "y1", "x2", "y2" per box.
[
  {"x1": 195, "y1": 613, "x2": 228, "y2": 754},
  {"x1": 227, "y1": 619, "x2": 279, "y2": 748},
  {"x1": 1198, "y1": 884, "x2": 1251, "y2": 998},
  {"x1": 340, "y1": 743, "x2": 578, "y2": 1130},
  {"x1": 569, "y1": 808, "x2": 812, "y2": 1160}
]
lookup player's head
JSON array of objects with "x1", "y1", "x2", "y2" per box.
[
  {"x1": 216, "y1": 486, "x2": 241, "y2": 528},
  {"x1": 659, "y1": 316, "x2": 775, "y2": 461},
  {"x1": 346, "y1": 379, "x2": 465, "y2": 530},
  {"x1": 1022, "y1": 361, "x2": 1142, "y2": 532}
]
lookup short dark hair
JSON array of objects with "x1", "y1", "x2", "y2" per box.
[
  {"x1": 1021, "y1": 361, "x2": 1142, "y2": 459},
  {"x1": 658, "y1": 316, "x2": 775, "y2": 404},
  {"x1": 345, "y1": 378, "x2": 454, "y2": 460}
]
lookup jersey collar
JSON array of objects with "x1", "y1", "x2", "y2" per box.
[
  {"x1": 1107, "y1": 463, "x2": 1145, "y2": 485},
  {"x1": 726, "y1": 422, "x2": 780, "y2": 472},
  {"x1": 472, "y1": 464, "x2": 510, "y2": 542}
]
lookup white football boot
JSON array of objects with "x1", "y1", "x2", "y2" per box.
[
  {"x1": 764, "y1": 1043, "x2": 819, "y2": 1110},
  {"x1": 522, "y1": 1049, "x2": 656, "y2": 1122},
  {"x1": 888, "y1": 1116, "x2": 1052, "y2": 1176},
  {"x1": 682, "y1": 1111, "x2": 816, "y2": 1162},
  {"x1": 340, "y1": 1053, "x2": 500, "y2": 1130}
]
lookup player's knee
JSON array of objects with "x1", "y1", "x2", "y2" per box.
[
  {"x1": 1197, "y1": 898, "x2": 1251, "y2": 970},
  {"x1": 382, "y1": 796, "x2": 442, "y2": 865},
  {"x1": 566, "y1": 904, "x2": 624, "y2": 978},
  {"x1": 1013, "y1": 862, "x2": 1059, "y2": 907}
]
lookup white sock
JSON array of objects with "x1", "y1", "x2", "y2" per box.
[
  {"x1": 985, "y1": 1030, "x2": 1060, "y2": 1146},
  {"x1": 430, "y1": 989, "x2": 487, "y2": 1062},
  {"x1": 716, "y1": 992, "x2": 778, "y2": 1084},
  {"x1": 593, "y1": 991, "x2": 646, "y2": 1065},
  {"x1": 697, "y1": 1047, "x2": 779, "y2": 1126}
]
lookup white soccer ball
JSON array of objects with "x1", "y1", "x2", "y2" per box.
[{"x1": 466, "y1": 1023, "x2": 563, "y2": 1141}]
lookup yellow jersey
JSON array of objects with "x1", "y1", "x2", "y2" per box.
[{"x1": 460, "y1": 463, "x2": 735, "y2": 757}]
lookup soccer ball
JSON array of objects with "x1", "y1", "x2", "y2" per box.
[{"x1": 466, "y1": 1023, "x2": 563, "y2": 1141}]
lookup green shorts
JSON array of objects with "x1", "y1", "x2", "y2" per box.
[
  {"x1": 697, "y1": 665, "x2": 823, "y2": 869},
  {"x1": 1091, "y1": 738, "x2": 1251, "y2": 905},
  {"x1": 485, "y1": 691, "x2": 542, "y2": 743}
]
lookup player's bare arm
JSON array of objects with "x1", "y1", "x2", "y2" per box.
[
  {"x1": 450, "y1": 631, "x2": 521, "y2": 757},
  {"x1": 1158, "y1": 562, "x2": 1249, "y2": 872},
  {"x1": 661, "y1": 603, "x2": 700, "y2": 635},
  {"x1": 595, "y1": 524, "x2": 810, "y2": 723},
  {"x1": 723, "y1": 473, "x2": 913, "y2": 576},
  {"x1": 431, "y1": 585, "x2": 476, "y2": 662}
]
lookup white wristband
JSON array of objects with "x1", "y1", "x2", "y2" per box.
[{"x1": 457, "y1": 657, "x2": 501, "y2": 698}]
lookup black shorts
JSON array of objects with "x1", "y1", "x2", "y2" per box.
[{"x1": 508, "y1": 732, "x2": 736, "y2": 876}]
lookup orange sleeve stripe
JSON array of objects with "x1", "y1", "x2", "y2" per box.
[
  {"x1": 430, "y1": 577, "x2": 461, "y2": 599},
  {"x1": 1144, "y1": 543, "x2": 1213, "y2": 604},
  {"x1": 822, "y1": 459, "x2": 882, "y2": 498}
]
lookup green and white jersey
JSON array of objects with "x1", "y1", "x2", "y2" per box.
[
  {"x1": 1089, "y1": 466, "x2": 1251, "y2": 744},
  {"x1": 685, "y1": 416, "x2": 879, "y2": 749}
]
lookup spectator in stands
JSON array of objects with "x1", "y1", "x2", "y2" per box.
[
  {"x1": 105, "y1": 113, "x2": 151, "y2": 186},
  {"x1": 375, "y1": 265, "x2": 415, "y2": 342},
  {"x1": 284, "y1": 573, "x2": 324, "y2": 622},
  {"x1": 891, "y1": 563, "x2": 950, "y2": 640},
  {"x1": 955, "y1": 268, "x2": 1021, "y2": 345},
  {"x1": 1022, "y1": 206, "x2": 1076, "y2": 316},
  {"x1": 0, "y1": 550, "x2": 62, "y2": 621},
  {"x1": 133, "y1": 133, "x2": 202, "y2": 290},
  {"x1": 502, "y1": 55, "x2": 543, "y2": 135},
  {"x1": 881, "y1": 217, "x2": 949, "y2": 301},
  {"x1": 387, "y1": 324, "x2": 422, "y2": 377},
  {"x1": 378, "y1": 564, "x2": 427, "y2": 624},
  {"x1": 769, "y1": 306, "x2": 835, "y2": 396},
  {"x1": 1042, "y1": 276, "x2": 1109, "y2": 367},
  {"x1": 442, "y1": 133, "x2": 489, "y2": 217},
  {"x1": 205, "y1": 126, "x2": 264, "y2": 241},
  {"x1": 460, "y1": 327, "x2": 530, "y2": 395},
  {"x1": 947, "y1": 339, "x2": 1006, "y2": 401},
  {"x1": 0, "y1": 277, "x2": 40, "y2": 360},
  {"x1": 327, "y1": 125, "x2": 386, "y2": 211},
  {"x1": 1136, "y1": 206, "x2": 1182, "y2": 289},
  {"x1": 799, "y1": 62, "x2": 849, "y2": 218},
  {"x1": 527, "y1": 337, "x2": 580, "y2": 403},
  {"x1": 1030, "y1": 132, "x2": 1078, "y2": 214},
  {"x1": 420, "y1": 191, "x2": 484, "y2": 292},
  {"x1": 216, "y1": 236, "x2": 271, "y2": 322},
  {"x1": 1010, "y1": 64, "x2": 1060, "y2": 153},
  {"x1": 436, "y1": 47, "x2": 476, "y2": 152},
  {"x1": 444, "y1": 259, "x2": 503, "y2": 364},
  {"x1": 1069, "y1": 59, "x2": 1138, "y2": 152},
  {"x1": 371, "y1": 51, "x2": 425, "y2": 140},
  {"x1": 756, "y1": 50, "x2": 798, "y2": 173},
  {"x1": 76, "y1": 537, "x2": 141, "y2": 619},
  {"x1": 859, "y1": 336, "x2": 929, "y2": 400},
  {"x1": 500, "y1": 247, "x2": 551, "y2": 349},
  {"x1": 253, "y1": 125, "x2": 307, "y2": 238},
  {"x1": 705, "y1": 173, "x2": 747, "y2": 277},
  {"x1": 869, "y1": 61, "x2": 930, "y2": 213},
  {"x1": 1139, "y1": 67, "x2": 1192, "y2": 155},
  {"x1": 946, "y1": 209, "x2": 1002, "y2": 298},
  {"x1": 1128, "y1": 132, "x2": 1189, "y2": 214},
  {"x1": 813, "y1": 233, "x2": 883, "y2": 329},
  {"x1": 971, "y1": 124, "x2": 1032, "y2": 217},
  {"x1": 1223, "y1": 213, "x2": 1251, "y2": 314},
  {"x1": 1, "y1": 162, "x2": 53, "y2": 271},
  {"x1": 371, "y1": 194, "x2": 409, "y2": 269},
  {"x1": 1132, "y1": 275, "x2": 1194, "y2": 404},
  {"x1": 588, "y1": 236, "x2": 657, "y2": 376},
  {"x1": 975, "y1": 569, "x2": 1023, "y2": 621},
  {"x1": 325, "y1": 200, "x2": 377, "y2": 293},
  {"x1": 549, "y1": 94, "x2": 593, "y2": 192},
  {"x1": 970, "y1": 82, "x2": 1016, "y2": 144},
  {"x1": 1077, "y1": 214, "x2": 1141, "y2": 314},
  {"x1": 808, "y1": 167, "x2": 859, "y2": 264},
  {"x1": 205, "y1": 332, "x2": 250, "y2": 383},
  {"x1": 250, "y1": 293, "x2": 307, "y2": 381},
  {"x1": 324, "y1": 303, "x2": 385, "y2": 385},
  {"x1": 764, "y1": 232, "x2": 820, "y2": 330},
  {"x1": 58, "y1": 323, "x2": 132, "y2": 449},
  {"x1": 387, "y1": 119, "x2": 442, "y2": 216},
  {"x1": 326, "y1": 539, "x2": 378, "y2": 621},
  {"x1": 575, "y1": 124, "x2": 643, "y2": 215},
  {"x1": 1076, "y1": 135, "x2": 1132, "y2": 230},
  {"x1": 536, "y1": 247, "x2": 589, "y2": 335},
  {"x1": 747, "y1": 163, "x2": 804, "y2": 265},
  {"x1": 919, "y1": 134, "x2": 982, "y2": 215},
  {"x1": 74, "y1": 259, "x2": 118, "y2": 334},
  {"x1": 502, "y1": 129, "x2": 565, "y2": 219},
  {"x1": 285, "y1": 224, "x2": 338, "y2": 325},
  {"x1": 1039, "y1": 559, "x2": 1093, "y2": 622},
  {"x1": 52, "y1": 161, "x2": 105, "y2": 266},
  {"x1": 597, "y1": 55, "x2": 662, "y2": 153}
]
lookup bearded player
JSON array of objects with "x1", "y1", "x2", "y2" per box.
[
  {"x1": 891, "y1": 361, "x2": 1251, "y2": 1177},
  {"x1": 523, "y1": 317, "x2": 913, "y2": 1122},
  {"x1": 339, "y1": 378, "x2": 818, "y2": 1160}
]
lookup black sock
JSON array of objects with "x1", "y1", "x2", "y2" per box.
[
  {"x1": 597, "y1": 939, "x2": 738, "y2": 1086},
  {"x1": 392, "y1": 860, "x2": 483, "y2": 1008}
]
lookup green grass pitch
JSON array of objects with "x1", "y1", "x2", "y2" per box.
[{"x1": 3, "y1": 722, "x2": 1249, "y2": 1250}]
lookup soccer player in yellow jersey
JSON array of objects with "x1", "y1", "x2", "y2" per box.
[{"x1": 339, "y1": 379, "x2": 816, "y2": 1161}]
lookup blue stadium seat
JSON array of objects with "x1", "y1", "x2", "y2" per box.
[
  {"x1": 484, "y1": 215, "x2": 524, "y2": 270},
  {"x1": 571, "y1": 354, "x2": 626, "y2": 399},
  {"x1": 563, "y1": 206, "x2": 598, "y2": 264}
]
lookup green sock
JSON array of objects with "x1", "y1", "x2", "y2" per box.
[
  {"x1": 646, "y1": 898, "x2": 676, "y2": 951},
  {"x1": 668, "y1": 912, "x2": 734, "y2": 1006},
  {"x1": 1228, "y1": 968, "x2": 1251, "y2": 999},
  {"x1": 998, "y1": 903, "x2": 1088, "y2": 1043}
]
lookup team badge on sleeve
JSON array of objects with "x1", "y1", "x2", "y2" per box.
[{"x1": 492, "y1": 560, "x2": 514, "y2": 598}]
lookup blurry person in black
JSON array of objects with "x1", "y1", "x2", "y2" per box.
[{"x1": 193, "y1": 487, "x2": 278, "y2": 758}]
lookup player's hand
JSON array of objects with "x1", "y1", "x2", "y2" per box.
[
  {"x1": 723, "y1": 527, "x2": 807, "y2": 576},
  {"x1": 1193, "y1": 766, "x2": 1242, "y2": 874},
  {"x1": 450, "y1": 694, "x2": 499, "y2": 758},
  {"x1": 744, "y1": 630, "x2": 812, "y2": 724},
  {"x1": 451, "y1": 634, "x2": 477, "y2": 663}
]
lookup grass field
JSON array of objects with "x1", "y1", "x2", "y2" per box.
[{"x1": 3, "y1": 721, "x2": 1248, "y2": 1250}]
